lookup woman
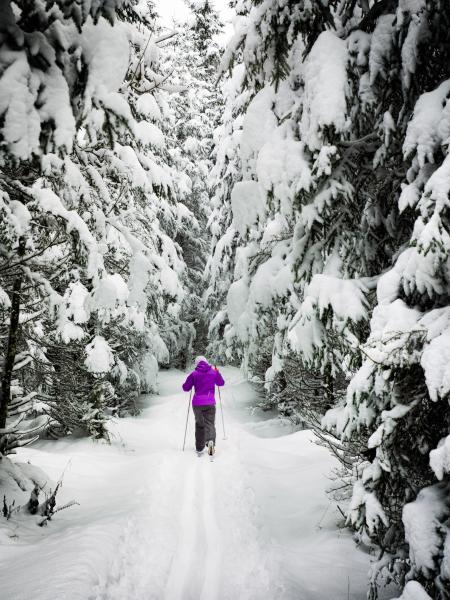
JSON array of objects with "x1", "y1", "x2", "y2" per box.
[{"x1": 182, "y1": 356, "x2": 225, "y2": 456}]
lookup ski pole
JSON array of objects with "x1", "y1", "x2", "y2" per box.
[
  {"x1": 182, "y1": 389, "x2": 192, "y2": 451},
  {"x1": 218, "y1": 386, "x2": 227, "y2": 440}
]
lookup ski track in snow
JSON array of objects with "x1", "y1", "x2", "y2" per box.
[
  {"x1": 164, "y1": 457, "x2": 221, "y2": 600},
  {"x1": 164, "y1": 459, "x2": 199, "y2": 600},
  {"x1": 88, "y1": 368, "x2": 278, "y2": 600},
  {"x1": 200, "y1": 464, "x2": 221, "y2": 600}
]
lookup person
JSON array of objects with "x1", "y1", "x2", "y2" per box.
[{"x1": 182, "y1": 356, "x2": 225, "y2": 456}]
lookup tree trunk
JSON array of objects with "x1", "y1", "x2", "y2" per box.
[
  {"x1": 324, "y1": 364, "x2": 335, "y2": 411},
  {"x1": 0, "y1": 237, "x2": 25, "y2": 431}
]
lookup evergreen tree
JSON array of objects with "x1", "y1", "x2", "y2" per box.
[
  {"x1": 208, "y1": 1, "x2": 450, "y2": 598},
  {"x1": 206, "y1": 0, "x2": 357, "y2": 387},
  {"x1": 0, "y1": 0, "x2": 126, "y2": 449},
  {"x1": 163, "y1": 0, "x2": 223, "y2": 366},
  {"x1": 323, "y1": 2, "x2": 450, "y2": 598},
  {"x1": 0, "y1": 0, "x2": 193, "y2": 450}
]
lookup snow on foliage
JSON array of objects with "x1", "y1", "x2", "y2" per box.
[
  {"x1": 348, "y1": 479, "x2": 389, "y2": 536},
  {"x1": 64, "y1": 282, "x2": 90, "y2": 324},
  {"x1": 368, "y1": 14, "x2": 395, "y2": 85},
  {"x1": 256, "y1": 133, "x2": 312, "y2": 202},
  {"x1": 91, "y1": 274, "x2": 129, "y2": 314},
  {"x1": 402, "y1": 483, "x2": 450, "y2": 578},
  {"x1": 84, "y1": 336, "x2": 114, "y2": 374},
  {"x1": 156, "y1": 0, "x2": 223, "y2": 364},
  {"x1": 227, "y1": 278, "x2": 249, "y2": 338},
  {"x1": 403, "y1": 80, "x2": 450, "y2": 167},
  {"x1": 392, "y1": 581, "x2": 432, "y2": 600},
  {"x1": 251, "y1": 254, "x2": 291, "y2": 308},
  {"x1": 206, "y1": 1, "x2": 450, "y2": 598},
  {"x1": 430, "y1": 435, "x2": 450, "y2": 482},
  {"x1": 0, "y1": 0, "x2": 200, "y2": 448},
  {"x1": 240, "y1": 87, "x2": 277, "y2": 166},
  {"x1": 231, "y1": 180, "x2": 265, "y2": 236},
  {"x1": 421, "y1": 326, "x2": 450, "y2": 402},
  {"x1": 305, "y1": 275, "x2": 369, "y2": 322},
  {"x1": 300, "y1": 31, "x2": 350, "y2": 150},
  {"x1": 288, "y1": 297, "x2": 325, "y2": 363}
]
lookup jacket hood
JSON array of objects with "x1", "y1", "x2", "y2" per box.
[{"x1": 195, "y1": 360, "x2": 210, "y2": 373}]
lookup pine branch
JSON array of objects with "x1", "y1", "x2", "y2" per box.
[{"x1": 353, "y1": 0, "x2": 398, "y2": 33}]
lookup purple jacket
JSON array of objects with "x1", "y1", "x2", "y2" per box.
[{"x1": 182, "y1": 361, "x2": 225, "y2": 406}]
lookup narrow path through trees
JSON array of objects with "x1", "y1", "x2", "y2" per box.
[{"x1": 0, "y1": 368, "x2": 387, "y2": 600}]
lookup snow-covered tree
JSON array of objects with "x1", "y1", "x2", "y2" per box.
[
  {"x1": 0, "y1": 0, "x2": 192, "y2": 449},
  {"x1": 323, "y1": 2, "x2": 450, "y2": 598},
  {"x1": 204, "y1": 51, "x2": 249, "y2": 364},
  {"x1": 207, "y1": 1, "x2": 450, "y2": 598},
  {"x1": 0, "y1": 0, "x2": 125, "y2": 449},
  {"x1": 160, "y1": 0, "x2": 223, "y2": 366},
  {"x1": 206, "y1": 1, "x2": 357, "y2": 390}
]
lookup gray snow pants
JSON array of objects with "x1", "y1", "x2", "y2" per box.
[{"x1": 193, "y1": 405, "x2": 216, "y2": 451}]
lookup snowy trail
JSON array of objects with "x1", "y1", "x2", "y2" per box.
[
  {"x1": 0, "y1": 367, "x2": 377, "y2": 600},
  {"x1": 164, "y1": 459, "x2": 200, "y2": 600},
  {"x1": 199, "y1": 464, "x2": 221, "y2": 600},
  {"x1": 88, "y1": 368, "x2": 278, "y2": 600},
  {"x1": 163, "y1": 456, "x2": 221, "y2": 600}
]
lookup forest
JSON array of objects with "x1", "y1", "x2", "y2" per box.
[{"x1": 1, "y1": 1, "x2": 449, "y2": 599}]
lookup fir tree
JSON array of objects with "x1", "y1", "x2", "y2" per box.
[
  {"x1": 207, "y1": 1, "x2": 450, "y2": 597},
  {"x1": 0, "y1": 0, "x2": 194, "y2": 450},
  {"x1": 324, "y1": 2, "x2": 450, "y2": 598},
  {"x1": 163, "y1": 0, "x2": 224, "y2": 366}
]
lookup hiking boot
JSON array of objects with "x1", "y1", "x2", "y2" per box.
[{"x1": 207, "y1": 440, "x2": 215, "y2": 456}]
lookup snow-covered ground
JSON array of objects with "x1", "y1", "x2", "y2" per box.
[{"x1": 1, "y1": 367, "x2": 383, "y2": 599}]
